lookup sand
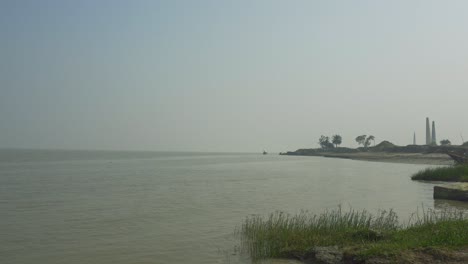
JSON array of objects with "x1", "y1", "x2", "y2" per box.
[{"x1": 317, "y1": 152, "x2": 454, "y2": 166}]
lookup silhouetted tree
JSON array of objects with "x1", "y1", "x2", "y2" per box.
[
  {"x1": 318, "y1": 135, "x2": 334, "y2": 149},
  {"x1": 332, "y1": 135, "x2": 342, "y2": 148},
  {"x1": 440, "y1": 139, "x2": 451, "y2": 146},
  {"x1": 365, "y1": 135, "x2": 375, "y2": 148},
  {"x1": 355, "y1": 135, "x2": 367, "y2": 147}
]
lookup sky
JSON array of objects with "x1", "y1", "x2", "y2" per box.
[{"x1": 1, "y1": 0, "x2": 468, "y2": 152}]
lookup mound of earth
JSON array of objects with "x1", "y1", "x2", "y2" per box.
[{"x1": 371, "y1": 141, "x2": 396, "y2": 150}]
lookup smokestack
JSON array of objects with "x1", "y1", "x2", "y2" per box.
[
  {"x1": 432, "y1": 121, "x2": 437, "y2": 145},
  {"x1": 413, "y1": 132, "x2": 416, "y2": 145},
  {"x1": 426, "y1": 117, "x2": 431, "y2": 145}
]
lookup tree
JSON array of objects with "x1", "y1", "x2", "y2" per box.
[
  {"x1": 318, "y1": 135, "x2": 328, "y2": 149},
  {"x1": 318, "y1": 135, "x2": 334, "y2": 149},
  {"x1": 355, "y1": 135, "x2": 367, "y2": 147},
  {"x1": 356, "y1": 135, "x2": 375, "y2": 148},
  {"x1": 365, "y1": 135, "x2": 375, "y2": 148},
  {"x1": 440, "y1": 139, "x2": 451, "y2": 146},
  {"x1": 332, "y1": 135, "x2": 342, "y2": 148}
]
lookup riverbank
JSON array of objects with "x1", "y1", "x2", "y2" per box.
[
  {"x1": 281, "y1": 142, "x2": 468, "y2": 165},
  {"x1": 411, "y1": 165, "x2": 468, "y2": 202},
  {"x1": 316, "y1": 152, "x2": 453, "y2": 165},
  {"x1": 412, "y1": 165, "x2": 468, "y2": 181},
  {"x1": 257, "y1": 247, "x2": 468, "y2": 264},
  {"x1": 239, "y1": 208, "x2": 468, "y2": 264}
]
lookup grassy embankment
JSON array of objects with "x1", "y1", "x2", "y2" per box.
[
  {"x1": 411, "y1": 165, "x2": 468, "y2": 182},
  {"x1": 238, "y1": 207, "x2": 468, "y2": 262}
]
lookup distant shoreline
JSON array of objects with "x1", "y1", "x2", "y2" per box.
[
  {"x1": 280, "y1": 142, "x2": 468, "y2": 166},
  {"x1": 303, "y1": 151, "x2": 453, "y2": 165}
]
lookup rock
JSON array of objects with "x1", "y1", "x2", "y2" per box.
[
  {"x1": 256, "y1": 259, "x2": 304, "y2": 264},
  {"x1": 303, "y1": 246, "x2": 343, "y2": 264},
  {"x1": 434, "y1": 183, "x2": 468, "y2": 201}
]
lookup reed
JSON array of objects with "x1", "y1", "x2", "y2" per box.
[
  {"x1": 411, "y1": 165, "x2": 468, "y2": 182},
  {"x1": 238, "y1": 207, "x2": 468, "y2": 261}
]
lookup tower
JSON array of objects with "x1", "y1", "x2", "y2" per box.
[
  {"x1": 413, "y1": 132, "x2": 416, "y2": 145},
  {"x1": 432, "y1": 121, "x2": 437, "y2": 145},
  {"x1": 426, "y1": 117, "x2": 431, "y2": 145}
]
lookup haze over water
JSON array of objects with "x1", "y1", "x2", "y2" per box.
[{"x1": 1, "y1": 150, "x2": 461, "y2": 264}]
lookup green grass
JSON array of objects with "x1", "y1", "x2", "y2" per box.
[
  {"x1": 411, "y1": 165, "x2": 468, "y2": 182},
  {"x1": 238, "y1": 207, "x2": 468, "y2": 261}
]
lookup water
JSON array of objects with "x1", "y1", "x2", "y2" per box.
[{"x1": 0, "y1": 149, "x2": 464, "y2": 264}]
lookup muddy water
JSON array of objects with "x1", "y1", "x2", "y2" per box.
[{"x1": 1, "y1": 150, "x2": 464, "y2": 264}]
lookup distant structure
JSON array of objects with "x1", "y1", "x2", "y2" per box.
[
  {"x1": 426, "y1": 117, "x2": 431, "y2": 145},
  {"x1": 432, "y1": 121, "x2": 437, "y2": 145},
  {"x1": 413, "y1": 132, "x2": 416, "y2": 145}
]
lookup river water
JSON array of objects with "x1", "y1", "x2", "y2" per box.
[{"x1": 0, "y1": 150, "x2": 465, "y2": 264}]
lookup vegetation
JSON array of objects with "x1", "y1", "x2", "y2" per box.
[
  {"x1": 318, "y1": 134, "x2": 344, "y2": 149},
  {"x1": 355, "y1": 135, "x2": 367, "y2": 146},
  {"x1": 318, "y1": 135, "x2": 334, "y2": 150},
  {"x1": 365, "y1": 135, "x2": 375, "y2": 147},
  {"x1": 332, "y1": 134, "x2": 342, "y2": 148},
  {"x1": 411, "y1": 165, "x2": 468, "y2": 182},
  {"x1": 355, "y1": 135, "x2": 375, "y2": 148},
  {"x1": 440, "y1": 139, "x2": 451, "y2": 146},
  {"x1": 238, "y1": 207, "x2": 468, "y2": 262}
]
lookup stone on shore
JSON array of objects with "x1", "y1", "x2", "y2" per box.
[
  {"x1": 434, "y1": 183, "x2": 468, "y2": 201},
  {"x1": 303, "y1": 246, "x2": 344, "y2": 264},
  {"x1": 256, "y1": 259, "x2": 303, "y2": 264}
]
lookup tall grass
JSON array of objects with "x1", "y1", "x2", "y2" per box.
[
  {"x1": 411, "y1": 165, "x2": 468, "y2": 182},
  {"x1": 406, "y1": 206, "x2": 466, "y2": 226},
  {"x1": 238, "y1": 207, "x2": 468, "y2": 261}
]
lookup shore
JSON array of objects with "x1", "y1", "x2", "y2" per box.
[
  {"x1": 281, "y1": 142, "x2": 468, "y2": 165},
  {"x1": 241, "y1": 208, "x2": 468, "y2": 264},
  {"x1": 316, "y1": 151, "x2": 454, "y2": 165}
]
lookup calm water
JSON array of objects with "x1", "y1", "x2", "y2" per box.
[{"x1": 0, "y1": 149, "x2": 464, "y2": 264}]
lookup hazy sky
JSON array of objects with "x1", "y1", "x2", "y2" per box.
[{"x1": 1, "y1": 0, "x2": 468, "y2": 152}]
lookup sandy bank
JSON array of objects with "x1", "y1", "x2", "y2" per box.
[{"x1": 314, "y1": 152, "x2": 453, "y2": 165}]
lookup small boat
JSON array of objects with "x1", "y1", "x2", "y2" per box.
[
  {"x1": 446, "y1": 151, "x2": 468, "y2": 164},
  {"x1": 263, "y1": 150, "x2": 267, "y2": 155}
]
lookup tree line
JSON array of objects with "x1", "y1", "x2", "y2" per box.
[
  {"x1": 318, "y1": 134, "x2": 375, "y2": 149},
  {"x1": 318, "y1": 135, "x2": 342, "y2": 149},
  {"x1": 318, "y1": 135, "x2": 454, "y2": 149}
]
